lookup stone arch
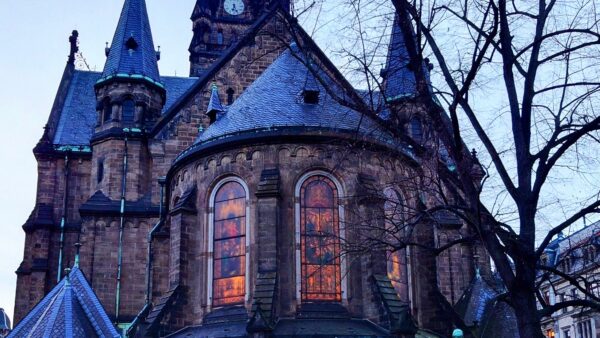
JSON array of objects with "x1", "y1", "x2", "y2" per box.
[
  {"x1": 293, "y1": 170, "x2": 348, "y2": 303},
  {"x1": 206, "y1": 176, "x2": 251, "y2": 310}
]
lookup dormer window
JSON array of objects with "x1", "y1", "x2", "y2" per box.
[
  {"x1": 125, "y1": 37, "x2": 139, "y2": 51},
  {"x1": 303, "y1": 90, "x2": 320, "y2": 104}
]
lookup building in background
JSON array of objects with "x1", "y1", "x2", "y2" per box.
[
  {"x1": 0, "y1": 308, "x2": 10, "y2": 337},
  {"x1": 539, "y1": 221, "x2": 600, "y2": 338},
  {"x1": 13, "y1": 0, "x2": 498, "y2": 336}
]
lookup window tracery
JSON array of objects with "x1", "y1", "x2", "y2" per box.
[
  {"x1": 211, "y1": 180, "x2": 247, "y2": 306},
  {"x1": 299, "y1": 175, "x2": 342, "y2": 302}
]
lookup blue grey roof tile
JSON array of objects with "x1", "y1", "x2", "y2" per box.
[
  {"x1": 206, "y1": 83, "x2": 224, "y2": 114},
  {"x1": 196, "y1": 50, "x2": 386, "y2": 144},
  {"x1": 0, "y1": 308, "x2": 10, "y2": 331},
  {"x1": 53, "y1": 71, "x2": 196, "y2": 146},
  {"x1": 9, "y1": 267, "x2": 120, "y2": 338},
  {"x1": 98, "y1": 0, "x2": 161, "y2": 87},
  {"x1": 53, "y1": 71, "x2": 101, "y2": 146},
  {"x1": 384, "y1": 16, "x2": 431, "y2": 102},
  {"x1": 454, "y1": 273, "x2": 499, "y2": 327}
]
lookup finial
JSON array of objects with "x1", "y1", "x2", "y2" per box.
[
  {"x1": 74, "y1": 242, "x2": 82, "y2": 268},
  {"x1": 156, "y1": 46, "x2": 161, "y2": 61},
  {"x1": 64, "y1": 267, "x2": 72, "y2": 284},
  {"x1": 68, "y1": 30, "x2": 79, "y2": 65},
  {"x1": 105, "y1": 42, "x2": 111, "y2": 57},
  {"x1": 211, "y1": 82, "x2": 218, "y2": 91}
]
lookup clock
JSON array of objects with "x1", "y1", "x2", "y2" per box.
[{"x1": 224, "y1": 0, "x2": 245, "y2": 15}]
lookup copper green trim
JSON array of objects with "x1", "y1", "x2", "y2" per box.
[
  {"x1": 95, "y1": 73, "x2": 165, "y2": 89},
  {"x1": 54, "y1": 145, "x2": 92, "y2": 153}
]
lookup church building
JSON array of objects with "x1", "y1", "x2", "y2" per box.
[{"x1": 12, "y1": 0, "x2": 491, "y2": 336}]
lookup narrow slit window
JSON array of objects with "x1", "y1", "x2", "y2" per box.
[{"x1": 103, "y1": 100, "x2": 112, "y2": 123}]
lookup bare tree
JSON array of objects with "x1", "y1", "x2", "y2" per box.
[{"x1": 291, "y1": 0, "x2": 600, "y2": 337}]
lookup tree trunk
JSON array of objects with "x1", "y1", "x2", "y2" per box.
[{"x1": 512, "y1": 284, "x2": 544, "y2": 338}]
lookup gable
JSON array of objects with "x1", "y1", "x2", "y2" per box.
[{"x1": 51, "y1": 71, "x2": 196, "y2": 146}]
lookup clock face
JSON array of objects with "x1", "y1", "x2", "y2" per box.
[{"x1": 224, "y1": 0, "x2": 245, "y2": 15}]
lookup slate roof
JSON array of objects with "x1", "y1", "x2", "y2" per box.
[
  {"x1": 9, "y1": 267, "x2": 119, "y2": 338},
  {"x1": 454, "y1": 273, "x2": 498, "y2": 327},
  {"x1": 52, "y1": 71, "x2": 196, "y2": 146},
  {"x1": 98, "y1": 0, "x2": 161, "y2": 87},
  {"x1": 206, "y1": 83, "x2": 224, "y2": 114},
  {"x1": 195, "y1": 49, "x2": 386, "y2": 144},
  {"x1": 383, "y1": 15, "x2": 431, "y2": 102},
  {"x1": 0, "y1": 308, "x2": 10, "y2": 331}
]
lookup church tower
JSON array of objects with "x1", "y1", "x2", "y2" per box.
[
  {"x1": 189, "y1": 0, "x2": 291, "y2": 76},
  {"x1": 93, "y1": 0, "x2": 164, "y2": 201}
]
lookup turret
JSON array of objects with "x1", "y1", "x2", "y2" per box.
[
  {"x1": 94, "y1": 0, "x2": 165, "y2": 136},
  {"x1": 91, "y1": 0, "x2": 163, "y2": 201}
]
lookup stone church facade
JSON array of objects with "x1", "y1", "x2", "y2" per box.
[{"x1": 13, "y1": 0, "x2": 489, "y2": 336}]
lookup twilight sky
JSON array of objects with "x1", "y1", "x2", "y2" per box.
[
  {"x1": 1, "y1": 0, "x2": 596, "y2": 325},
  {"x1": 0, "y1": 0, "x2": 196, "y2": 321}
]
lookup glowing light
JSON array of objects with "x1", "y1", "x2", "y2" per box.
[
  {"x1": 300, "y1": 176, "x2": 342, "y2": 302},
  {"x1": 213, "y1": 181, "x2": 246, "y2": 306}
]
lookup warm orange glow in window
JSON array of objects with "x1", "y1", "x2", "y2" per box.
[
  {"x1": 213, "y1": 181, "x2": 246, "y2": 306},
  {"x1": 384, "y1": 188, "x2": 408, "y2": 300},
  {"x1": 300, "y1": 176, "x2": 342, "y2": 302}
]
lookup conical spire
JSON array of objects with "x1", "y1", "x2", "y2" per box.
[
  {"x1": 98, "y1": 0, "x2": 162, "y2": 87},
  {"x1": 383, "y1": 15, "x2": 430, "y2": 102},
  {"x1": 207, "y1": 83, "x2": 224, "y2": 115}
]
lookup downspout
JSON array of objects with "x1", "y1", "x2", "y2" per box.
[
  {"x1": 57, "y1": 152, "x2": 70, "y2": 283},
  {"x1": 115, "y1": 132, "x2": 129, "y2": 323},
  {"x1": 126, "y1": 177, "x2": 166, "y2": 337}
]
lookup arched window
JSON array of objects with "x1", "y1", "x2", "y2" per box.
[
  {"x1": 122, "y1": 99, "x2": 135, "y2": 124},
  {"x1": 384, "y1": 188, "x2": 409, "y2": 301},
  {"x1": 209, "y1": 178, "x2": 249, "y2": 307},
  {"x1": 296, "y1": 173, "x2": 344, "y2": 302}
]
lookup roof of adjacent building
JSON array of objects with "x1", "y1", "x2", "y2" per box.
[
  {"x1": 8, "y1": 267, "x2": 120, "y2": 338},
  {"x1": 98, "y1": 0, "x2": 161, "y2": 87},
  {"x1": 0, "y1": 308, "x2": 10, "y2": 331},
  {"x1": 542, "y1": 220, "x2": 600, "y2": 272},
  {"x1": 194, "y1": 48, "x2": 387, "y2": 145},
  {"x1": 52, "y1": 71, "x2": 196, "y2": 146}
]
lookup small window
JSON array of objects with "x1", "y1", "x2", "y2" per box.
[
  {"x1": 217, "y1": 30, "x2": 224, "y2": 45},
  {"x1": 227, "y1": 88, "x2": 235, "y2": 105},
  {"x1": 303, "y1": 90, "x2": 320, "y2": 104},
  {"x1": 410, "y1": 117, "x2": 423, "y2": 143},
  {"x1": 122, "y1": 99, "x2": 135, "y2": 124},
  {"x1": 125, "y1": 37, "x2": 139, "y2": 51},
  {"x1": 103, "y1": 100, "x2": 112, "y2": 123},
  {"x1": 97, "y1": 160, "x2": 104, "y2": 184}
]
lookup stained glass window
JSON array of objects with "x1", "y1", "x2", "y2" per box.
[
  {"x1": 300, "y1": 175, "x2": 342, "y2": 302},
  {"x1": 384, "y1": 188, "x2": 408, "y2": 300},
  {"x1": 212, "y1": 181, "x2": 246, "y2": 306}
]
